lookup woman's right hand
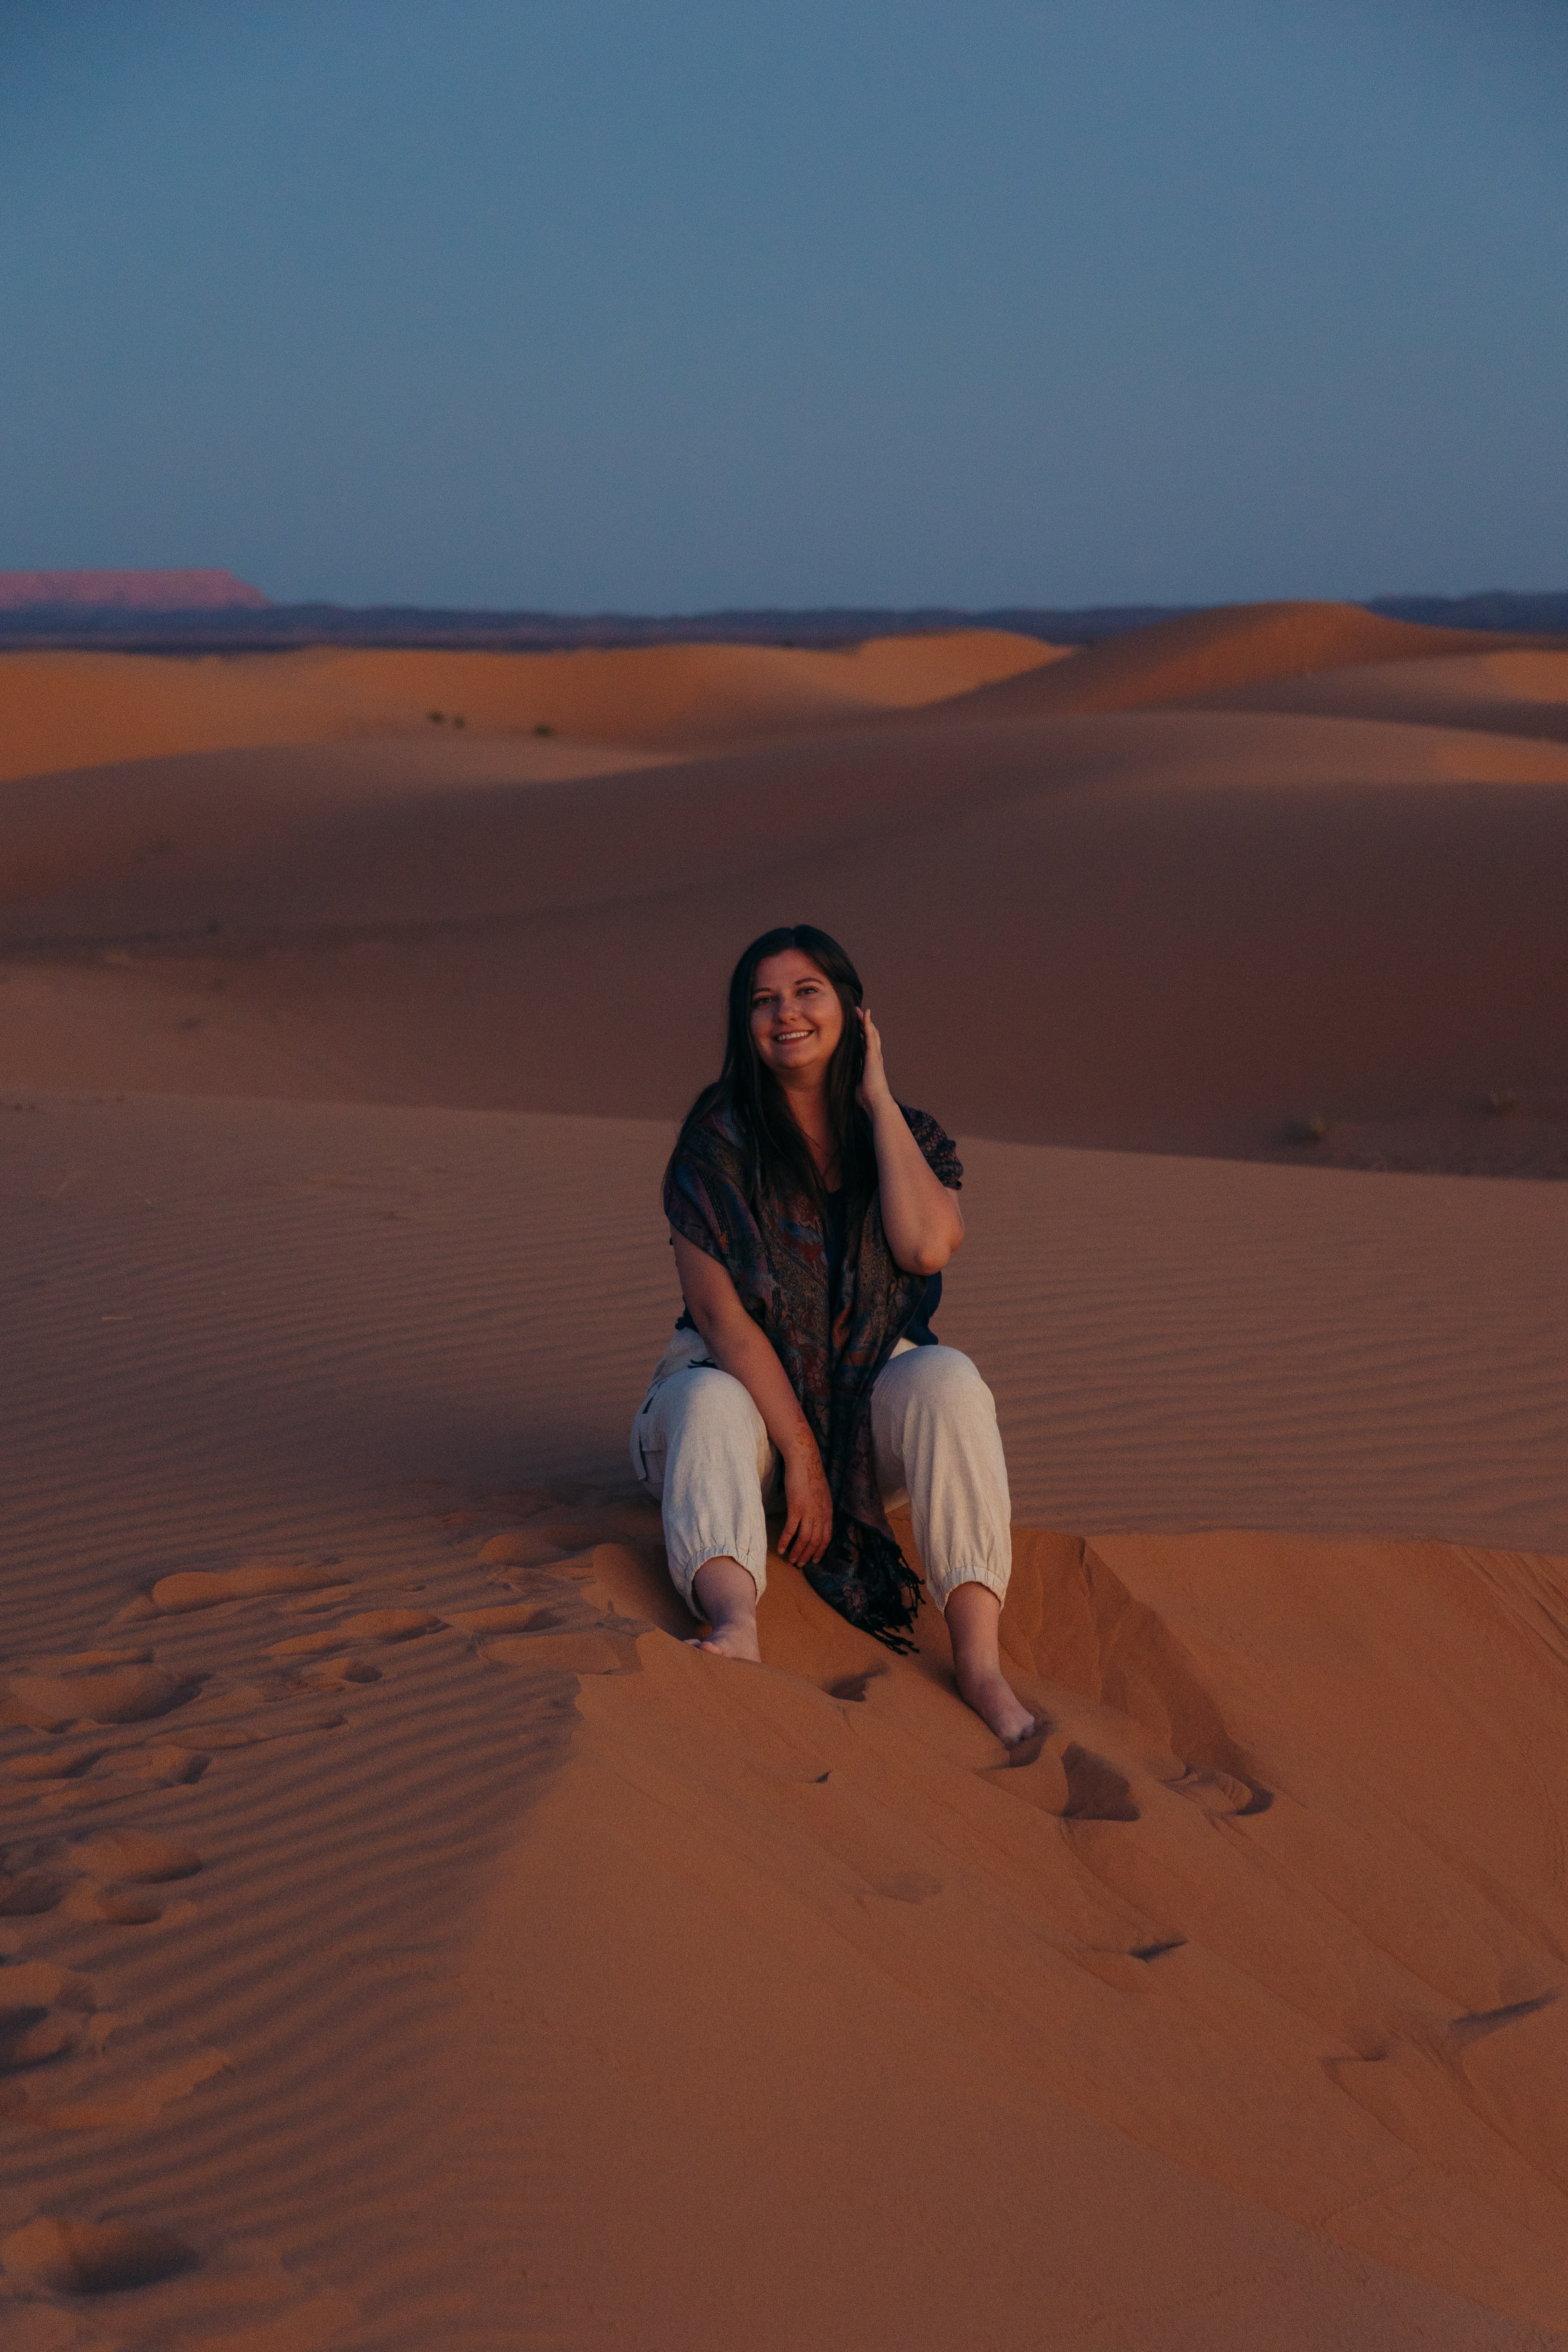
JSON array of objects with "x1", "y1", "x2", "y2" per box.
[{"x1": 779, "y1": 1437, "x2": 833, "y2": 1567}]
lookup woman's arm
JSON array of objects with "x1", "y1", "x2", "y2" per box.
[
  {"x1": 671, "y1": 1232, "x2": 834, "y2": 1568},
  {"x1": 856, "y1": 1009, "x2": 966, "y2": 1276}
]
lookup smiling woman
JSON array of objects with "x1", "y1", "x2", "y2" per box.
[{"x1": 629, "y1": 923, "x2": 1033, "y2": 1745}]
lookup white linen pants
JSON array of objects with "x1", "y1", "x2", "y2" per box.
[{"x1": 630, "y1": 1330, "x2": 1012, "y2": 1615}]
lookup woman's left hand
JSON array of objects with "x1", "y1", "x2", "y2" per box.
[
  {"x1": 853, "y1": 1003, "x2": 966, "y2": 1274},
  {"x1": 855, "y1": 1006, "x2": 893, "y2": 1113}
]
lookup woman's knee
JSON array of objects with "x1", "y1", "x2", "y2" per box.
[
  {"x1": 653, "y1": 1366, "x2": 771, "y2": 1484},
  {"x1": 679, "y1": 1365, "x2": 768, "y2": 1440},
  {"x1": 885, "y1": 1344, "x2": 996, "y2": 1430}
]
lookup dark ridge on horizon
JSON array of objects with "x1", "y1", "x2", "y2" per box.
[
  {"x1": 0, "y1": 600, "x2": 1177, "y2": 652},
  {"x1": 1367, "y1": 591, "x2": 1568, "y2": 633},
  {"x1": 0, "y1": 589, "x2": 1564, "y2": 653}
]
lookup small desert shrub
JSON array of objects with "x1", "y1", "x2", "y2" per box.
[
  {"x1": 428, "y1": 709, "x2": 445, "y2": 724},
  {"x1": 1486, "y1": 1089, "x2": 1518, "y2": 1116},
  {"x1": 1288, "y1": 1112, "x2": 1332, "y2": 1145},
  {"x1": 533, "y1": 721, "x2": 556, "y2": 737}
]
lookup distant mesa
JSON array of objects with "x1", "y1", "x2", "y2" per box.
[{"x1": 0, "y1": 568, "x2": 269, "y2": 612}]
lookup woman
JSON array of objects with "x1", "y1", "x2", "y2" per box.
[{"x1": 630, "y1": 924, "x2": 1035, "y2": 1746}]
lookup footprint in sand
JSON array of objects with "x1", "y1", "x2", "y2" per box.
[
  {"x1": 3, "y1": 2216, "x2": 356, "y2": 2344},
  {"x1": 118, "y1": 1742, "x2": 209, "y2": 1785},
  {"x1": 0, "y1": 2214, "x2": 196, "y2": 2293},
  {"x1": 68, "y1": 1739, "x2": 206, "y2": 1783},
  {"x1": 1155, "y1": 1761, "x2": 1258, "y2": 1816},
  {"x1": 269, "y1": 1629, "x2": 350, "y2": 1658},
  {"x1": 0, "y1": 1852, "x2": 73, "y2": 1917},
  {"x1": 4, "y1": 1834, "x2": 197, "y2": 1922},
  {"x1": 269, "y1": 1609, "x2": 438, "y2": 1660},
  {"x1": 294, "y1": 1659, "x2": 381, "y2": 1691},
  {"x1": 477, "y1": 1529, "x2": 601, "y2": 1583},
  {"x1": 0, "y1": 1958, "x2": 96, "y2": 2071},
  {"x1": 824, "y1": 1668, "x2": 888, "y2": 1703},
  {"x1": 3, "y1": 2045, "x2": 228, "y2": 2130},
  {"x1": 2, "y1": 1661, "x2": 195, "y2": 1733},
  {"x1": 868, "y1": 1869, "x2": 943, "y2": 1904},
  {"x1": 60, "y1": 1882, "x2": 167, "y2": 1925},
  {"x1": 1141, "y1": 1752, "x2": 1271, "y2": 1816},
  {"x1": 145, "y1": 1559, "x2": 346, "y2": 1615},
  {"x1": 37, "y1": 1741, "x2": 213, "y2": 1814},
  {"x1": 4, "y1": 1743, "x2": 104, "y2": 1783},
  {"x1": 981, "y1": 1734, "x2": 1140, "y2": 1822},
  {"x1": 69, "y1": 1830, "x2": 202, "y2": 1883},
  {"x1": 1061, "y1": 1746, "x2": 1141, "y2": 1821},
  {"x1": 0, "y1": 1923, "x2": 223, "y2": 2123},
  {"x1": 274, "y1": 1584, "x2": 356, "y2": 1615},
  {"x1": 442, "y1": 1601, "x2": 564, "y2": 1636},
  {"x1": 336, "y1": 1608, "x2": 439, "y2": 1643}
]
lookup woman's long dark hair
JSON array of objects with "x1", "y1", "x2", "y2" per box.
[{"x1": 670, "y1": 925, "x2": 878, "y2": 1218}]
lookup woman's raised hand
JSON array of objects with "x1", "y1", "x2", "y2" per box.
[
  {"x1": 778, "y1": 1435, "x2": 834, "y2": 1568},
  {"x1": 855, "y1": 1005, "x2": 892, "y2": 1113}
]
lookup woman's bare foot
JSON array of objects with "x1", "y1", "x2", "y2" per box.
[
  {"x1": 944, "y1": 1581, "x2": 1036, "y2": 1745},
  {"x1": 690, "y1": 1557, "x2": 762, "y2": 1663}
]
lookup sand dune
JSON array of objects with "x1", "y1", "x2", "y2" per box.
[
  {"x1": 1201, "y1": 645, "x2": 1568, "y2": 743},
  {"x1": 926, "y1": 598, "x2": 1515, "y2": 721},
  {"x1": 3, "y1": 1097, "x2": 1566, "y2": 2347},
  {"x1": 4, "y1": 699, "x2": 1564, "y2": 1169},
  {"x1": 3, "y1": 605, "x2": 1566, "y2": 2347},
  {"x1": 9, "y1": 704, "x2": 1567, "y2": 943},
  {"x1": 0, "y1": 630, "x2": 1058, "y2": 784}
]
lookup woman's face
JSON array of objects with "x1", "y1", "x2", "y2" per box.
[{"x1": 748, "y1": 950, "x2": 846, "y2": 1086}]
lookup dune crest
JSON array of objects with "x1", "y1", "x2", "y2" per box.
[{"x1": 927, "y1": 598, "x2": 1512, "y2": 720}]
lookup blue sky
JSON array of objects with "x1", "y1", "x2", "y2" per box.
[{"x1": 1, "y1": 0, "x2": 1564, "y2": 609}]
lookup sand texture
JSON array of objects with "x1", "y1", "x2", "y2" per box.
[{"x1": 3, "y1": 602, "x2": 1567, "y2": 2347}]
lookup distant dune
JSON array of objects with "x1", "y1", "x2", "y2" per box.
[
  {"x1": 1199, "y1": 645, "x2": 1568, "y2": 747},
  {"x1": 2, "y1": 598, "x2": 1566, "y2": 2352},
  {"x1": 928, "y1": 598, "x2": 1506, "y2": 720},
  {"x1": 4, "y1": 600, "x2": 1563, "y2": 1173},
  {"x1": 0, "y1": 630, "x2": 1062, "y2": 783}
]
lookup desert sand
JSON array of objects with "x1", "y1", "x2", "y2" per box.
[
  {"x1": 0, "y1": 629, "x2": 1060, "y2": 786},
  {"x1": 3, "y1": 602, "x2": 1567, "y2": 2349}
]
